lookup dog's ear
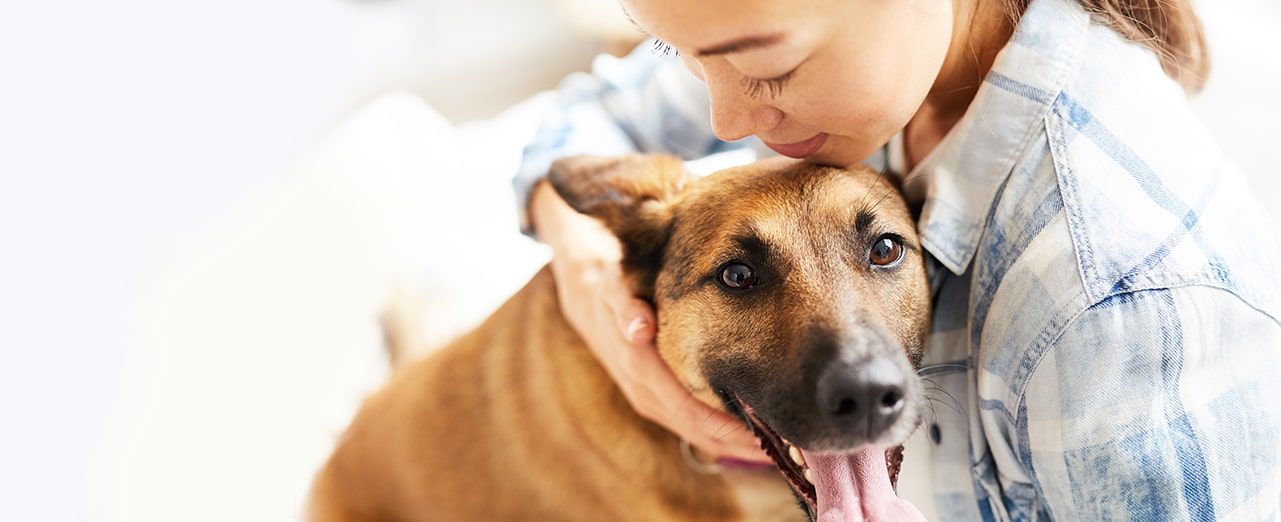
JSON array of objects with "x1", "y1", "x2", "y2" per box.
[{"x1": 546, "y1": 154, "x2": 691, "y2": 299}]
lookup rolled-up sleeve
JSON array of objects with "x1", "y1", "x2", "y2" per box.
[
  {"x1": 1014, "y1": 285, "x2": 1281, "y2": 520},
  {"x1": 513, "y1": 40, "x2": 746, "y2": 237}
]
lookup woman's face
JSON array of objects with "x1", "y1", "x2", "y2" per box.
[{"x1": 621, "y1": 0, "x2": 957, "y2": 166}]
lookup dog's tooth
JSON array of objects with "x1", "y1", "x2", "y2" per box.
[
  {"x1": 803, "y1": 467, "x2": 814, "y2": 483},
  {"x1": 788, "y1": 445, "x2": 805, "y2": 466}
]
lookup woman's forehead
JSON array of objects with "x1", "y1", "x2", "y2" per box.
[{"x1": 620, "y1": 0, "x2": 810, "y2": 50}]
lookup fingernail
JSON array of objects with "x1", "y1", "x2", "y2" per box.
[{"x1": 626, "y1": 317, "x2": 647, "y2": 341}]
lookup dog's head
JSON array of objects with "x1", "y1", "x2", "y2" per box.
[{"x1": 548, "y1": 154, "x2": 930, "y2": 516}]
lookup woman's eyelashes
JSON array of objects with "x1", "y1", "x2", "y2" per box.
[
  {"x1": 651, "y1": 40, "x2": 678, "y2": 58},
  {"x1": 741, "y1": 70, "x2": 794, "y2": 99}
]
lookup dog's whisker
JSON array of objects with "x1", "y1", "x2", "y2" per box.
[
  {"x1": 858, "y1": 168, "x2": 884, "y2": 212},
  {"x1": 865, "y1": 188, "x2": 898, "y2": 215},
  {"x1": 710, "y1": 418, "x2": 748, "y2": 442},
  {"x1": 908, "y1": 403, "x2": 938, "y2": 430},
  {"x1": 671, "y1": 393, "x2": 753, "y2": 444},
  {"x1": 917, "y1": 362, "x2": 970, "y2": 377},
  {"x1": 920, "y1": 379, "x2": 966, "y2": 418},
  {"x1": 899, "y1": 170, "x2": 930, "y2": 189},
  {"x1": 922, "y1": 399, "x2": 939, "y2": 422}
]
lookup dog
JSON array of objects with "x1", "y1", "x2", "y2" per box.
[{"x1": 307, "y1": 154, "x2": 931, "y2": 521}]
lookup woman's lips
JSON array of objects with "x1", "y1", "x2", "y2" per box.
[{"x1": 764, "y1": 133, "x2": 828, "y2": 159}]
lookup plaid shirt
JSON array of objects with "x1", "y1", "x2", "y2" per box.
[{"x1": 514, "y1": 0, "x2": 1281, "y2": 519}]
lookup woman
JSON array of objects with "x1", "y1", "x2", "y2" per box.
[{"x1": 513, "y1": 0, "x2": 1281, "y2": 518}]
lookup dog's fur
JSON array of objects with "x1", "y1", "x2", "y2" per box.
[{"x1": 308, "y1": 155, "x2": 931, "y2": 521}]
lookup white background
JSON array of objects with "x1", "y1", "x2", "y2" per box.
[{"x1": 1, "y1": 1, "x2": 1277, "y2": 520}]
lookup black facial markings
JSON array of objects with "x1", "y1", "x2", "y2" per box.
[
  {"x1": 846, "y1": 202, "x2": 924, "y2": 268},
  {"x1": 730, "y1": 232, "x2": 776, "y2": 265},
  {"x1": 854, "y1": 208, "x2": 875, "y2": 235},
  {"x1": 662, "y1": 224, "x2": 788, "y2": 302}
]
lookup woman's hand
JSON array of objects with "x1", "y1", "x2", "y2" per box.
[{"x1": 528, "y1": 181, "x2": 769, "y2": 464}]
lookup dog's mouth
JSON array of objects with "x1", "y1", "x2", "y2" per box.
[
  {"x1": 739, "y1": 401, "x2": 817, "y2": 512},
  {"x1": 728, "y1": 395, "x2": 905, "y2": 520}
]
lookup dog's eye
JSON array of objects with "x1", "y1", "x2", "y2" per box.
[
  {"x1": 718, "y1": 262, "x2": 758, "y2": 290},
  {"x1": 869, "y1": 236, "x2": 905, "y2": 267}
]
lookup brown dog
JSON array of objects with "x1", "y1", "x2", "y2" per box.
[{"x1": 307, "y1": 155, "x2": 931, "y2": 521}]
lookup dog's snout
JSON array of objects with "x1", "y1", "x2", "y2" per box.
[{"x1": 816, "y1": 355, "x2": 907, "y2": 437}]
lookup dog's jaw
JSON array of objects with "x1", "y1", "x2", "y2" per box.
[
  {"x1": 737, "y1": 399, "x2": 817, "y2": 513},
  {"x1": 729, "y1": 393, "x2": 911, "y2": 521}
]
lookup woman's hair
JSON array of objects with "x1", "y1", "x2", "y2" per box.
[{"x1": 1004, "y1": 0, "x2": 1210, "y2": 93}]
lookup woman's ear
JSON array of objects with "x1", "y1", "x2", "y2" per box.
[{"x1": 546, "y1": 154, "x2": 692, "y2": 298}]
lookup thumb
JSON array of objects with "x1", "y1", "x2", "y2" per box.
[{"x1": 616, "y1": 298, "x2": 657, "y2": 345}]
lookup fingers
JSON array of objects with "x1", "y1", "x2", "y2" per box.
[
  {"x1": 607, "y1": 308, "x2": 768, "y2": 464},
  {"x1": 615, "y1": 298, "x2": 655, "y2": 345},
  {"x1": 560, "y1": 269, "x2": 768, "y2": 463}
]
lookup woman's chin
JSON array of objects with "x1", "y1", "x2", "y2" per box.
[
  {"x1": 799, "y1": 149, "x2": 860, "y2": 169},
  {"x1": 793, "y1": 137, "x2": 880, "y2": 168}
]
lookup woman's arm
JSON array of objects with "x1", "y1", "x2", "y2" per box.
[{"x1": 1016, "y1": 286, "x2": 1281, "y2": 519}]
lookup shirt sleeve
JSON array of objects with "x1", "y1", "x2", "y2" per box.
[
  {"x1": 1013, "y1": 285, "x2": 1281, "y2": 520},
  {"x1": 512, "y1": 39, "x2": 751, "y2": 237}
]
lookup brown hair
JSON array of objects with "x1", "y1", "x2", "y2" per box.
[{"x1": 1004, "y1": 0, "x2": 1210, "y2": 93}]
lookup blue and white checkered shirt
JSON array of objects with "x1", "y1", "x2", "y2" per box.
[{"x1": 514, "y1": 0, "x2": 1281, "y2": 519}]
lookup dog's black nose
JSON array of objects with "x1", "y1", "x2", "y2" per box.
[{"x1": 816, "y1": 355, "x2": 906, "y2": 437}]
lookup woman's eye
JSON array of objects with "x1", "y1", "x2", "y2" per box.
[
  {"x1": 869, "y1": 236, "x2": 905, "y2": 267},
  {"x1": 719, "y1": 262, "x2": 758, "y2": 290},
  {"x1": 741, "y1": 70, "x2": 794, "y2": 99}
]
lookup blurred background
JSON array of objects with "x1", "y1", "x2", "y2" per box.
[{"x1": 0, "y1": 0, "x2": 1276, "y2": 521}]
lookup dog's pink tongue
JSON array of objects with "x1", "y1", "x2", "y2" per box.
[{"x1": 803, "y1": 448, "x2": 926, "y2": 522}]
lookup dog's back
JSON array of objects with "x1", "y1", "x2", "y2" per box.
[{"x1": 309, "y1": 267, "x2": 774, "y2": 521}]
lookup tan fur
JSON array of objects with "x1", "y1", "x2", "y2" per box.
[{"x1": 307, "y1": 155, "x2": 929, "y2": 521}]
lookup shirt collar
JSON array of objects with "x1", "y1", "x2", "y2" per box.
[{"x1": 903, "y1": 0, "x2": 1090, "y2": 275}]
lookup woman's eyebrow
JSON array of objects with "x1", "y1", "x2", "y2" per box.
[{"x1": 694, "y1": 33, "x2": 785, "y2": 57}]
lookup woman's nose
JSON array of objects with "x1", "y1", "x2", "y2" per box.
[{"x1": 697, "y1": 61, "x2": 782, "y2": 142}]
